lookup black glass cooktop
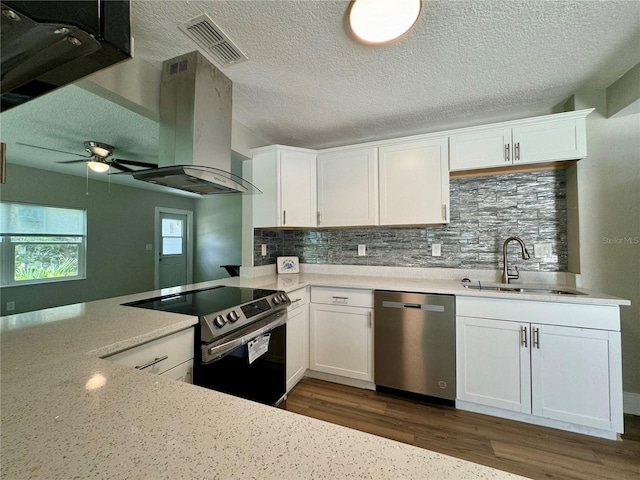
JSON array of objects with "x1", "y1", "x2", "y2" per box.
[{"x1": 123, "y1": 286, "x2": 279, "y2": 317}]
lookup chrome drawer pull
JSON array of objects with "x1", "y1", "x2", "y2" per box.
[
  {"x1": 332, "y1": 296, "x2": 349, "y2": 301},
  {"x1": 291, "y1": 298, "x2": 303, "y2": 303},
  {"x1": 135, "y1": 355, "x2": 168, "y2": 370}
]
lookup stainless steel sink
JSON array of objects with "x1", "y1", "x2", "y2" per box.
[{"x1": 461, "y1": 282, "x2": 585, "y2": 295}]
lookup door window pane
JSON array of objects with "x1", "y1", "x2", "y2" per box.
[
  {"x1": 162, "y1": 237, "x2": 183, "y2": 255},
  {"x1": 162, "y1": 218, "x2": 183, "y2": 237}
]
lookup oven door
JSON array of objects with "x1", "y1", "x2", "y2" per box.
[{"x1": 193, "y1": 310, "x2": 287, "y2": 407}]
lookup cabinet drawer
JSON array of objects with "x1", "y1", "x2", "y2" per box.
[
  {"x1": 311, "y1": 287, "x2": 373, "y2": 308},
  {"x1": 106, "y1": 328, "x2": 194, "y2": 375},
  {"x1": 287, "y1": 287, "x2": 308, "y2": 311}
]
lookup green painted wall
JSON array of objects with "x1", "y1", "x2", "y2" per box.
[{"x1": 0, "y1": 164, "x2": 196, "y2": 315}]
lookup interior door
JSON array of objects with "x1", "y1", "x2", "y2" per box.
[{"x1": 158, "y1": 212, "x2": 188, "y2": 288}]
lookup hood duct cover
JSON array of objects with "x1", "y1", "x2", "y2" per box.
[{"x1": 133, "y1": 51, "x2": 259, "y2": 195}]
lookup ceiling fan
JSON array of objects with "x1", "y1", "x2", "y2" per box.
[{"x1": 16, "y1": 141, "x2": 158, "y2": 173}]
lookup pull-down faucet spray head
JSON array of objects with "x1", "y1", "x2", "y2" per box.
[{"x1": 502, "y1": 236, "x2": 530, "y2": 283}]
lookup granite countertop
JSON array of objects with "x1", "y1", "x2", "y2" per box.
[{"x1": 2, "y1": 270, "x2": 628, "y2": 479}]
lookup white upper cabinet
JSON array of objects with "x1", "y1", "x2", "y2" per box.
[
  {"x1": 251, "y1": 145, "x2": 317, "y2": 228},
  {"x1": 449, "y1": 109, "x2": 592, "y2": 172},
  {"x1": 449, "y1": 126, "x2": 513, "y2": 171},
  {"x1": 378, "y1": 137, "x2": 450, "y2": 225},
  {"x1": 317, "y1": 147, "x2": 378, "y2": 227}
]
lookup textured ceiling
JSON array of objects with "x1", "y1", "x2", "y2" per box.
[{"x1": 2, "y1": 0, "x2": 639, "y2": 190}]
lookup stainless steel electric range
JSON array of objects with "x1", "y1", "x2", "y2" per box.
[{"x1": 124, "y1": 285, "x2": 291, "y2": 407}]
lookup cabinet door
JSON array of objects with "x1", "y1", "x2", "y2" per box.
[
  {"x1": 449, "y1": 126, "x2": 513, "y2": 171},
  {"x1": 317, "y1": 147, "x2": 378, "y2": 226},
  {"x1": 456, "y1": 316, "x2": 531, "y2": 413},
  {"x1": 286, "y1": 303, "x2": 309, "y2": 392},
  {"x1": 531, "y1": 324, "x2": 621, "y2": 430},
  {"x1": 379, "y1": 137, "x2": 449, "y2": 225},
  {"x1": 512, "y1": 117, "x2": 586, "y2": 165},
  {"x1": 280, "y1": 149, "x2": 317, "y2": 227},
  {"x1": 160, "y1": 359, "x2": 193, "y2": 383},
  {"x1": 309, "y1": 303, "x2": 373, "y2": 381}
]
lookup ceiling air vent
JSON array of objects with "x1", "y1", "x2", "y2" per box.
[{"x1": 178, "y1": 14, "x2": 248, "y2": 67}]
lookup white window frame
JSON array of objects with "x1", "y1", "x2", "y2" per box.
[{"x1": 0, "y1": 203, "x2": 87, "y2": 287}]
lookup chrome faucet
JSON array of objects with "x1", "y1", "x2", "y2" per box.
[{"x1": 502, "y1": 237, "x2": 531, "y2": 284}]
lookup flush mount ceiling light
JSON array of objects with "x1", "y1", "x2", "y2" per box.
[{"x1": 348, "y1": 0, "x2": 422, "y2": 45}]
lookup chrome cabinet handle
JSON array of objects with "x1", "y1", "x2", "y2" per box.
[
  {"x1": 135, "y1": 355, "x2": 168, "y2": 370},
  {"x1": 533, "y1": 327, "x2": 540, "y2": 349},
  {"x1": 291, "y1": 298, "x2": 302, "y2": 303},
  {"x1": 505, "y1": 144, "x2": 510, "y2": 162},
  {"x1": 332, "y1": 296, "x2": 349, "y2": 301},
  {"x1": 317, "y1": 211, "x2": 321, "y2": 225},
  {"x1": 442, "y1": 204, "x2": 447, "y2": 221},
  {"x1": 521, "y1": 326, "x2": 528, "y2": 348},
  {"x1": 514, "y1": 142, "x2": 520, "y2": 161},
  {"x1": 283, "y1": 210, "x2": 286, "y2": 225},
  {"x1": 367, "y1": 311, "x2": 372, "y2": 328}
]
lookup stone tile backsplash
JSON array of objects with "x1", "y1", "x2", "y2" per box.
[{"x1": 254, "y1": 170, "x2": 568, "y2": 272}]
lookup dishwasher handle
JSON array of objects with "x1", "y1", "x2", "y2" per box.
[{"x1": 381, "y1": 300, "x2": 445, "y2": 313}]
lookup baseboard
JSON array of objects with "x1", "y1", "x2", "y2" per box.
[
  {"x1": 456, "y1": 400, "x2": 619, "y2": 440},
  {"x1": 624, "y1": 391, "x2": 640, "y2": 415},
  {"x1": 304, "y1": 370, "x2": 376, "y2": 391}
]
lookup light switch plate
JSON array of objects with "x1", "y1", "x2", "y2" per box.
[
  {"x1": 432, "y1": 244, "x2": 442, "y2": 257},
  {"x1": 358, "y1": 244, "x2": 366, "y2": 256}
]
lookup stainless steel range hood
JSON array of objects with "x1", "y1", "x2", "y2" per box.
[{"x1": 133, "y1": 51, "x2": 259, "y2": 195}]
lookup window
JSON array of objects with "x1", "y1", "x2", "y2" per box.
[{"x1": 0, "y1": 202, "x2": 86, "y2": 286}]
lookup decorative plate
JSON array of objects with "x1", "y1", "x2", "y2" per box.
[{"x1": 277, "y1": 256, "x2": 299, "y2": 274}]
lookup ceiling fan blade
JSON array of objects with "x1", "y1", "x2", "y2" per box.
[
  {"x1": 114, "y1": 158, "x2": 159, "y2": 168},
  {"x1": 16, "y1": 142, "x2": 90, "y2": 158},
  {"x1": 108, "y1": 161, "x2": 134, "y2": 173},
  {"x1": 56, "y1": 159, "x2": 89, "y2": 164}
]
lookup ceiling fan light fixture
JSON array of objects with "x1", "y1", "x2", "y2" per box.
[
  {"x1": 348, "y1": 0, "x2": 421, "y2": 45},
  {"x1": 84, "y1": 141, "x2": 114, "y2": 159},
  {"x1": 87, "y1": 161, "x2": 110, "y2": 173}
]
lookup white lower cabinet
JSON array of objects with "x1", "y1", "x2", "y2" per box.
[
  {"x1": 456, "y1": 316, "x2": 531, "y2": 413},
  {"x1": 531, "y1": 324, "x2": 618, "y2": 430},
  {"x1": 309, "y1": 287, "x2": 374, "y2": 382},
  {"x1": 105, "y1": 328, "x2": 195, "y2": 383},
  {"x1": 286, "y1": 287, "x2": 309, "y2": 392},
  {"x1": 456, "y1": 297, "x2": 623, "y2": 437}
]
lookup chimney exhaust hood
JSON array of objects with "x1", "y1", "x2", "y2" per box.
[{"x1": 132, "y1": 51, "x2": 259, "y2": 195}]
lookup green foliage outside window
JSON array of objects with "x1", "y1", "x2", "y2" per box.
[{"x1": 13, "y1": 238, "x2": 80, "y2": 281}]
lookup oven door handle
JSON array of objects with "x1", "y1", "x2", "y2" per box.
[{"x1": 202, "y1": 310, "x2": 287, "y2": 364}]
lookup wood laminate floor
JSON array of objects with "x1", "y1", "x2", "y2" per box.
[{"x1": 286, "y1": 378, "x2": 640, "y2": 479}]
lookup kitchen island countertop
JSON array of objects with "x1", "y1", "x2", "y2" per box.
[{"x1": 2, "y1": 269, "x2": 627, "y2": 479}]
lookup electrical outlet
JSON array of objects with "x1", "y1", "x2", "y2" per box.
[
  {"x1": 358, "y1": 244, "x2": 366, "y2": 256},
  {"x1": 7, "y1": 301, "x2": 15, "y2": 312},
  {"x1": 534, "y1": 243, "x2": 553, "y2": 258},
  {"x1": 261, "y1": 244, "x2": 267, "y2": 257},
  {"x1": 431, "y1": 244, "x2": 442, "y2": 257}
]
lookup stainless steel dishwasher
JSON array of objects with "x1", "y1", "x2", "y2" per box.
[{"x1": 374, "y1": 291, "x2": 455, "y2": 402}]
